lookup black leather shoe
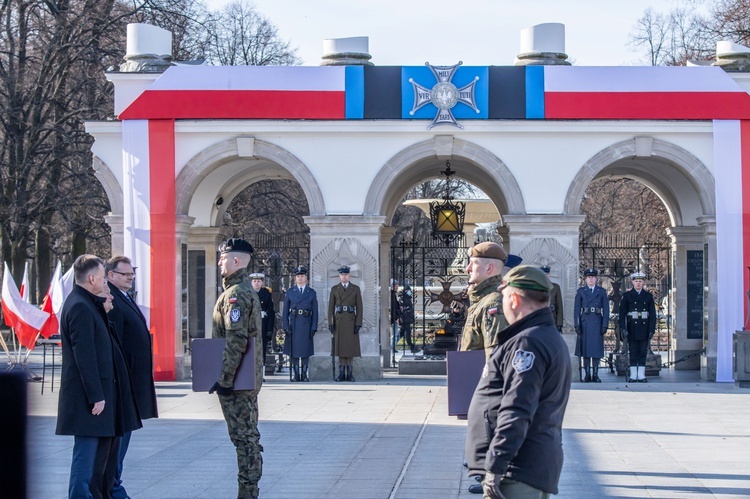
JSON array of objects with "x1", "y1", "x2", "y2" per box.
[
  {"x1": 468, "y1": 483, "x2": 483, "y2": 494},
  {"x1": 627, "y1": 377, "x2": 637, "y2": 383},
  {"x1": 583, "y1": 374, "x2": 591, "y2": 382},
  {"x1": 592, "y1": 375, "x2": 601, "y2": 383},
  {"x1": 638, "y1": 378, "x2": 648, "y2": 383}
]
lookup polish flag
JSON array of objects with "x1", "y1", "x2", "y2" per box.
[
  {"x1": 39, "y1": 262, "x2": 74, "y2": 339},
  {"x1": 19, "y1": 262, "x2": 29, "y2": 302},
  {"x1": 1, "y1": 262, "x2": 50, "y2": 350}
]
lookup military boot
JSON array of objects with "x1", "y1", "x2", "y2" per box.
[
  {"x1": 292, "y1": 364, "x2": 300, "y2": 382},
  {"x1": 335, "y1": 366, "x2": 346, "y2": 382},
  {"x1": 583, "y1": 367, "x2": 591, "y2": 383},
  {"x1": 301, "y1": 365, "x2": 309, "y2": 382},
  {"x1": 347, "y1": 365, "x2": 355, "y2": 382}
]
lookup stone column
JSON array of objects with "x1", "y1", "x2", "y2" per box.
[
  {"x1": 380, "y1": 226, "x2": 396, "y2": 369},
  {"x1": 304, "y1": 215, "x2": 387, "y2": 381},
  {"x1": 502, "y1": 214, "x2": 586, "y2": 379},
  {"x1": 666, "y1": 226, "x2": 707, "y2": 372},
  {"x1": 173, "y1": 216, "x2": 195, "y2": 379},
  {"x1": 104, "y1": 214, "x2": 124, "y2": 256},
  {"x1": 188, "y1": 226, "x2": 228, "y2": 339},
  {"x1": 698, "y1": 216, "x2": 718, "y2": 379}
]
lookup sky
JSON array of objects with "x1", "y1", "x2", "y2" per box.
[{"x1": 204, "y1": 0, "x2": 692, "y2": 67}]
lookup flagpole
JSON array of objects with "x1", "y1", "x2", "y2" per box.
[
  {"x1": 23, "y1": 332, "x2": 41, "y2": 363},
  {"x1": 10, "y1": 327, "x2": 18, "y2": 363}
]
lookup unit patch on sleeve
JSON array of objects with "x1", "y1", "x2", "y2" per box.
[
  {"x1": 230, "y1": 308, "x2": 241, "y2": 323},
  {"x1": 512, "y1": 350, "x2": 535, "y2": 373}
]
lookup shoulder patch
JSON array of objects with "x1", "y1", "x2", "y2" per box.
[
  {"x1": 229, "y1": 296, "x2": 238, "y2": 304},
  {"x1": 230, "y1": 308, "x2": 241, "y2": 323},
  {"x1": 512, "y1": 349, "x2": 535, "y2": 373},
  {"x1": 488, "y1": 307, "x2": 498, "y2": 316}
]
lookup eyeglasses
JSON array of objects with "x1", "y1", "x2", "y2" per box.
[{"x1": 111, "y1": 270, "x2": 136, "y2": 278}]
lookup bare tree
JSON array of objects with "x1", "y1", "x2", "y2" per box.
[{"x1": 206, "y1": 0, "x2": 300, "y2": 66}]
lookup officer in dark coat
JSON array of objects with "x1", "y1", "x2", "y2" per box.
[
  {"x1": 328, "y1": 265, "x2": 363, "y2": 381},
  {"x1": 56, "y1": 255, "x2": 141, "y2": 499},
  {"x1": 619, "y1": 271, "x2": 656, "y2": 383},
  {"x1": 250, "y1": 273, "x2": 275, "y2": 364},
  {"x1": 105, "y1": 256, "x2": 157, "y2": 498},
  {"x1": 541, "y1": 265, "x2": 564, "y2": 332},
  {"x1": 465, "y1": 266, "x2": 571, "y2": 497},
  {"x1": 398, "y1": 285, "x2": 416, "y2": 353},
  {"x1": 573, "y1": 268, "x2": 610, "y2": 382},
  {"x1": 282, "y1": 266, "x2": 317, "y2": 382},
  {"x1": 390, "y1": 280, "x2": 401, "y2": 354}
]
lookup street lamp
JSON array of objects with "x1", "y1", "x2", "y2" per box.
[{"x1": 429, "y1": 161, "x2": 466, "y2": 245}]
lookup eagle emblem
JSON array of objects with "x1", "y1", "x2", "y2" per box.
[{"x1": 511, "y1": 350, "x2": 535, "y2": 373}]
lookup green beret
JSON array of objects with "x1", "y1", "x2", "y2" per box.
[
  {"x1": 501, "y1": 265, "x2": 552, "y2": 291},
  {"x1": 467, "y1": 242, "x2": 508, "y2": 262}
]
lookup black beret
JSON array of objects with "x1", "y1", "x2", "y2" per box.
[{"x1": 219, "y1": 238, "x2": 253, "y2": 255}]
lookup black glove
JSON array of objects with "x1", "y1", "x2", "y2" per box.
[
  {"x1": 556, "y1": 325, "x2": 563, "y2": 333},
  {"x1": 354, "y1": 325, "x2": 361, "y2": 334},
  {"x1": 575, "y1": 326, "x2": 582, "y2": 335},
  {"x1": 208, "y1": 381, "x2": 234, "y2": 396},
  {"x1": 310, "y1": 330, "x2": 316, "y2": 339},
  {"x1": 328, "y1": 324, "x2": 335, "y2": 333}
]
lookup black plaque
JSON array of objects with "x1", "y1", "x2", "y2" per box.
[{"x1": 686, "y1": 250, "x2": 704, "y2": 339}]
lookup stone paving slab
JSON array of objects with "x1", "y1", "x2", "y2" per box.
[{"x1": 22, "y1": 366, "x2": 750, "y2": 498}]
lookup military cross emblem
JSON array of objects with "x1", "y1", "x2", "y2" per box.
[{"x1": 409, "y1": 61, "x2": 480, "y2": 129}]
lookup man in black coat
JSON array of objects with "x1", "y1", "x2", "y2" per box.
[
  {"x1": 619, "y1": 271, "x2": 657, "y2": 383},
  {"x1": 56, "y1": 255, "x2": 141, "y2": 499},
  {"x1": 105, "y1": 256, "x2": 158, "y2": 498},
  {"x1": 250, "y1": 273, "x2": 275, "y2": 367},
  {"x1": 465, "y1": 266, "x2": 571, "y2": 498}
]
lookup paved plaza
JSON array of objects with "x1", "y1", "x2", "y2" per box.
[{"x1": 23, "y1": 356, "x2": 750, "y2": 499}]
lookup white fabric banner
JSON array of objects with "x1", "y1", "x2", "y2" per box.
[
  {"x1": 713, "y1": 119, "x2": 743, "y2": 382},
  {"x1": 121, "y1": 120, "x2": 151, "y2": 325}
]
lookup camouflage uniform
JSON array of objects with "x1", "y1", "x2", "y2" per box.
[
  {"x1": 459, "y1": 274, "x2": 508, "y2": 359},
  {"x1": 213, "y1": 268, "x2": 264, "y2": 498}
]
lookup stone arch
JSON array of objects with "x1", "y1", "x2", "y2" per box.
[
  {"x1": 564, "y1": 138, "x2": 715, "y2": 225},
  {"x1": 364, "y1": 136, "x2": 525, "y2": 222},
  {"x1": 92, "y1": 156, "x2": 123, "y2": 215},
  {"x1": 175, "y1": 137, "x2": 325, "y2": 224}
]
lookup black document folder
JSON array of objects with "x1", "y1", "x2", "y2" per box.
[{"x1": 191, "y1": 337, "x2": 256, "y2": 392}]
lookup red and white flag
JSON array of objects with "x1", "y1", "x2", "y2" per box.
[
  {"x1": 19, "y1": 262, "x2": 29, "y2": 302},
  {"x1": 1, "y1": 262, "x2": 50, "y2": 350},
  {"x1": 39, "y1": 262, "x2": 73, "y2": 339}
]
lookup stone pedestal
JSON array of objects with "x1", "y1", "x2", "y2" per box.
[
  {"x1": 398, "y1": 358, "x2": 447, "y2": 375},
  {"x1": 733, "y1": 330, "x2": 750, "y2": 387},
  {"x1": 614, "y1": 352, "x2": 662, "y2": 377}
]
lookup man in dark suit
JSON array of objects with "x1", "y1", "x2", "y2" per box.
[
  {"x1": 56, "y1": 255, "x2": 141, "y2": 499},
  {"x1": 105, "y1": 256, "x2": 158, "y2": 498},
  {"x1": 282, "y1": 266, "x2": 317, "y2": 382}
]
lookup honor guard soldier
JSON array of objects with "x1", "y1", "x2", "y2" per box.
[
  {"x1": 328, "y1": 265, "x2": 363, "y2": 382},
  {"x1": 250, "y1": 273, "x2": 275, "y2": 375},
  {"x1": 210, "y1": 238, "x2": 264, "y2": 499},
  {"x1": 282, "y1": 266, "x2": 317, "y2": 382},
  {"x1": 619, "y1": 271, "x2": 656, "y2": 383},
  {"x1": 459, "y1": 242, "x2": 509, "y2": 360},
  {"x1": 541, "y1": 265, "x2": 564, "y2": 332},
  {"x1": 574, "y1": 268, "x2": 609, "y2": 382},
  {"x1": 398, "y1": 285, "x2": 417, "y2": 353}
]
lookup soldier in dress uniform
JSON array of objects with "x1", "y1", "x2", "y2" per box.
[
  {"x1": 398, "y1": 285, "x2": 417, "y2": 353},
  {"x1": 209, "y1": 238, "x2": 264, "y2": 499},
  {"x1": 459, "y1": 242, "x2": 509, "y2": 360},
  {"x1": 619, "y1": 271, "x2": 656, "y2": 383},
  {"x1": 250, "y1": 273, "x2": 275, "y2": 379},
  {"x1": 573, "y1": 268, "x2": 609, "y2": 382},
  {"x1": 282, "y1": 266, "x2": 317, "y2": 382},
  {"x1": 541, "y1": 265, "x2": 564, "y2": 333},
  {"x1": 328, "y1": 266, "x2": 363, "y2": 382}
]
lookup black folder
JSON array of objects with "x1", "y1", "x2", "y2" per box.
[
  {"x1": 446, "y1": 350, "x2": 486, "y2": 417},
  {"x1": 191, "y1": 338, "x2": 256, "y2": 392}
]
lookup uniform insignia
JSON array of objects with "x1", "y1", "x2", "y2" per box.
[
  {"x1": 230, "y1": 308, "x2": 241, "y2": 323},
  {"x1": 488, "y1": 307, "x2": 498, "y2": 316},
  {"x1": 512, "y1": 350, "x2": 535, "y2": 373},
  {"x1": 229, "y1": 297, "x2": 237, "y2": 304},
  {"x1": 482, "y1": 363, "x2": 489, "y2": 379}
]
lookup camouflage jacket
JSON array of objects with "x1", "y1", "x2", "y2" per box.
[
  {"x1": 213, "y1": 268, "x2": 263, "y2": 392},
  {"x1": 459, "y1": 274, "x2": 508, "y2": 359}
]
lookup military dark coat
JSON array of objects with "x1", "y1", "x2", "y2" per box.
[
  {"x1": 549, "y1": 282, "x2": 564, "y2": 330},
  {"x1": 107, "y1": 282, "x2": 158, "y2": 420},
  {"x1": 328, "y1": 282, "x2": 363, "y2": 358},
  {"x1": 619, "y1": 288, "x2": 656, "y2": 341},
  {"x1": 573, "y1": 285, "x2": 609, "y2": 358},
  {"x1": 282, "y1": 285, "x2": 318, "y2": 358},
  {"x1": 56, "y1": 285, "x2": 142, "y2": 437},
  {"x1": 256, "y1": 286, "x2": 275, "y2": 338}
]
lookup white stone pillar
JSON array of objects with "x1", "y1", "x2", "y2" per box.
[
  {"x1": 666, "y1": 226, "x2": 706, "y2": 371},
  {"x1": 105, "y1": 214, "x2": 124, "y2": 256},
  {"x1": 503, "y1": 214, "x2": 586, "y2": 379},
  {"x1": 304, "y1": 215, "x2": 386, "y2": 381},
  {"x1": 698, "y1": 216, "x2": 718, "y2": 380},
  {"x1": 188, "y1": 226, "x2": 228, "y2": 339},
  {"x1": 174, "y1": 215, "x2": 195, "y2": 379},
  {"x1": 380, "y1": 226, "x2": 396, "y2": 368}
]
